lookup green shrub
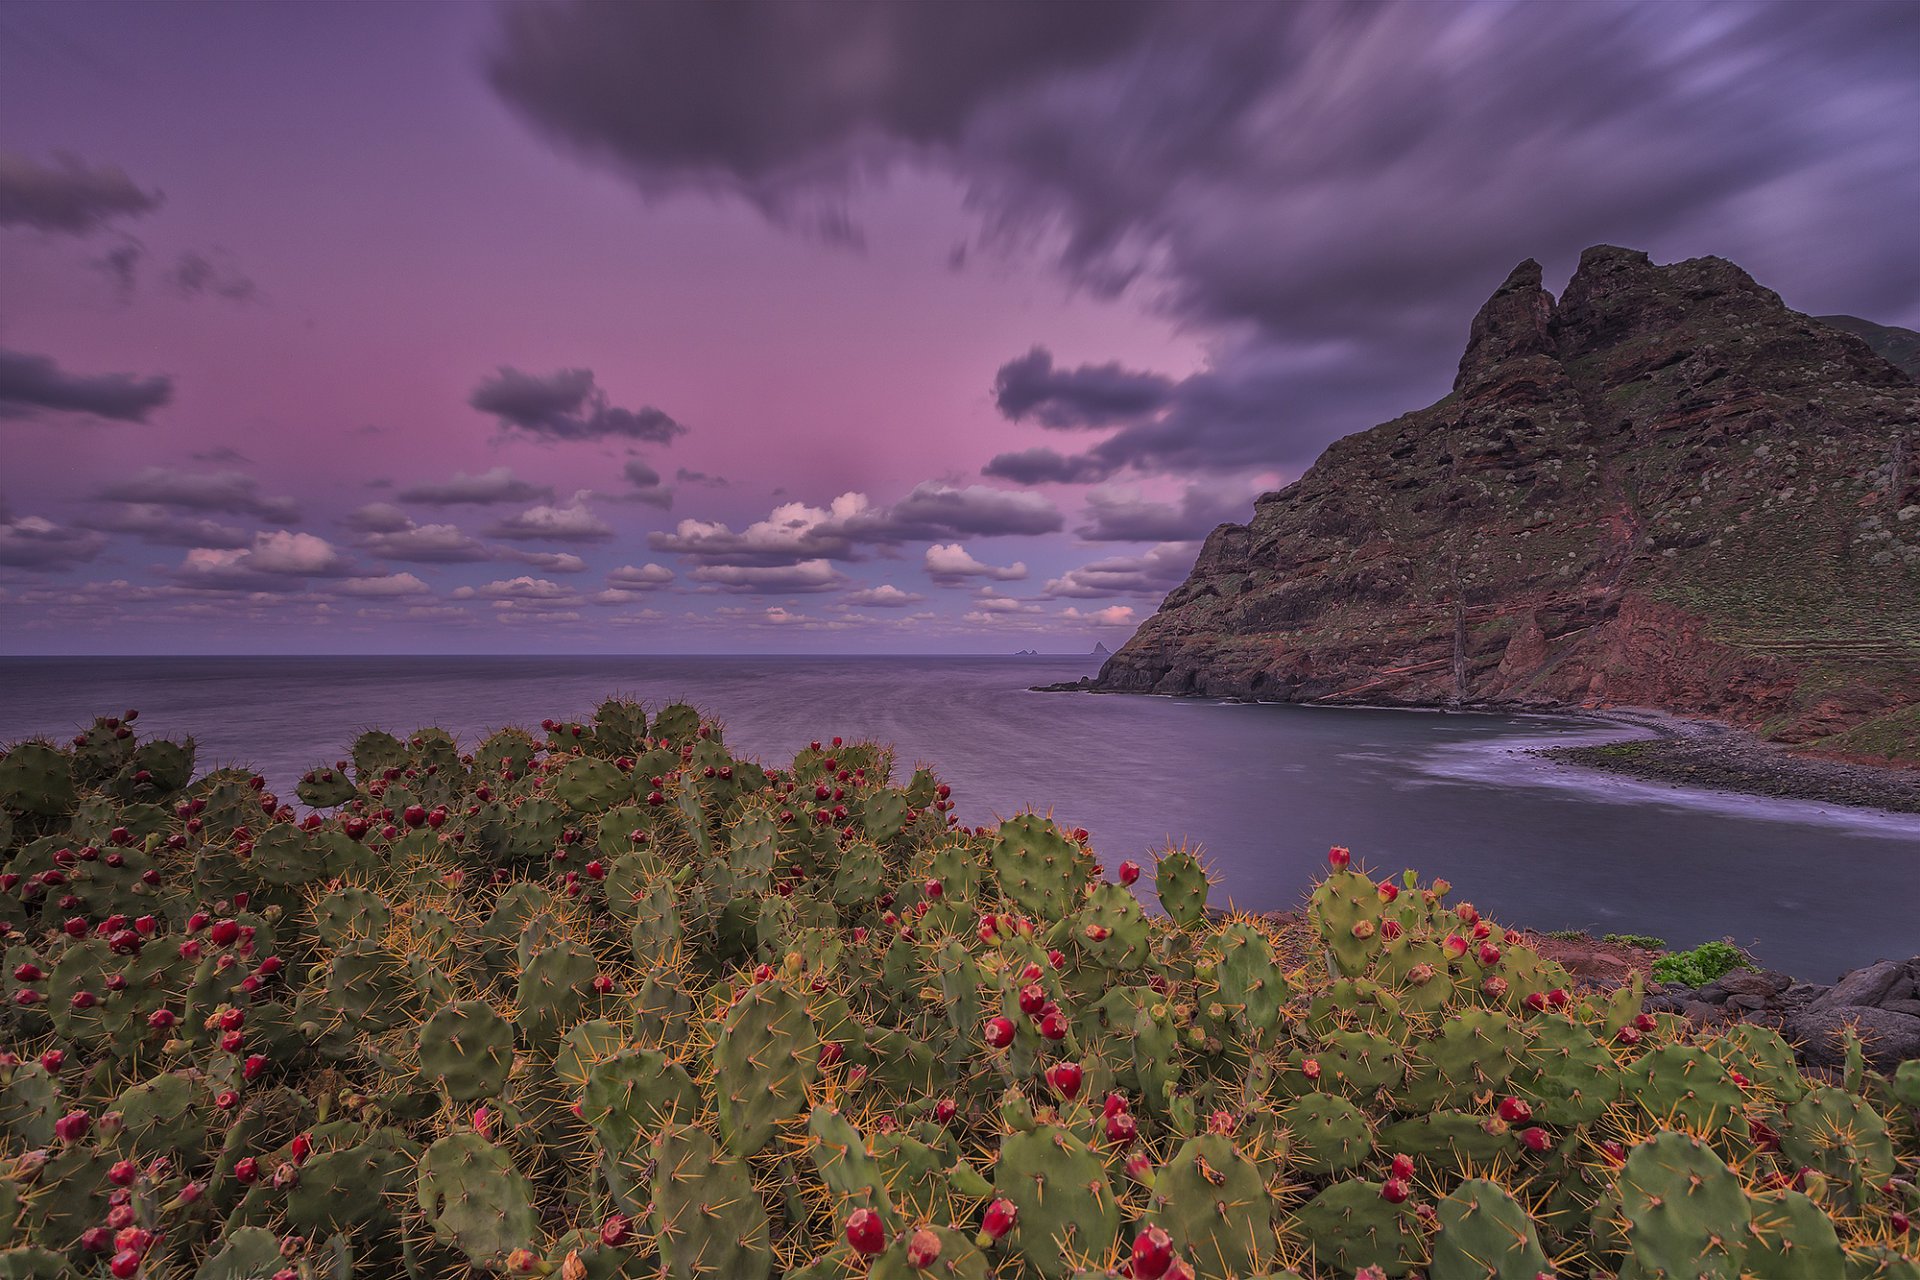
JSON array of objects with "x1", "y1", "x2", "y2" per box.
[{"x1": 1652, "y1": 939, "x2": 1753, "y2": 988}]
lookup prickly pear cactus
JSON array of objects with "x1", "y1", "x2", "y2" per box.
[
  {"x1": 1429, "y1": 1179, "x2": 1551, "y2": 1280},
  {"x1": 416, "y1": 1132, "x2": 540, "y2": 1265},
  {"x1": 418, "y1": 1000, "x2": 515, "y2": 1101},
  {"x1": 0, "y1": 703, "x2": 1908, "y2": 1280}
]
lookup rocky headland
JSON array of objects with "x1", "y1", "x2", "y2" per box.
[{"x1": 1083, "y1": 246, "x2": 1920, "y2": 767}]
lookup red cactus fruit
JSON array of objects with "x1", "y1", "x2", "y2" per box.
[
  {"x1": 845, "y1": 1208, "x2": 886, "y2": 1257},
  {"x1": 1131, "y1": 1224, "x2": 1174, "y2": 1279}
]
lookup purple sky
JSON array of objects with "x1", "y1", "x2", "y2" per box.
[{"x1": 3, "y1": 0, "x2": 1916, "y2": 654}]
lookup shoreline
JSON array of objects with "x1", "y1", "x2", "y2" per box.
[
  {"x1": 1535, "y1": 706, "x2": 1920, "y2": 816},
  {"x1": 1034, "y1": 678, "x2": 1920, "y2": 817}
]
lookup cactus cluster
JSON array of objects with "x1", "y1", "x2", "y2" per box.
[{"x1": 1, "y1": 700, "x2": 1916, "y2": 1279}]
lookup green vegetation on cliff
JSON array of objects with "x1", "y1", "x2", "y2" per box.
[{"x1": 2, "y1": 703, "x2": 1918, "y2": 1279}]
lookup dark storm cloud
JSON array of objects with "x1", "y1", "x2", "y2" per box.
[
  {"x1": 1038, "y1": 341, "x2": 1421, "y2": 480},
  {"x1": 96, "y1": 467, "x2": 299, "y2": 522},
  {"x1": 983, "y1": 447, "x2": 1117, "y2": 486},
  {"x1": 0, "y1": 347, "x2": 172, "y2": 423},
  {"x1": 992, "y1": 347, "x2": 1173, "y2": 428},
  {"x1": 491, "y1": 0, "x2": 1920, "y2": 475},
  {"x1": 488, "y1": 0, "x2": 1163, "y2": 238},
  {"x1": 0, "y1": 151, "x2": 162, "y2": 234},
  {"x1": 398, "y1": 467, "x2": 553, "y2": 506},
  {"x1": 470, "y1": 367, "x2": 686, "y2": 443}
]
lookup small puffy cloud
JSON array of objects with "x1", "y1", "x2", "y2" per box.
[
  {"x1": 594, "y1": 561, "x2": 675, "y2": 604},
  {"x1": 452, "y1": 576, "x2": 578, "y2": 601},
  {"x1": 343, "y1": 503, "x2": 418, "y2": 534},
  {"x1": 969, "y1": 587, "x2": 1043, "y2": 614},
  {"x1": 619, "y1": 458, "x2": 673, "y2": 508},
  {"x1": 993, "y1": 347, "x2": 1174, "y2": 428},
  {"x1": 840, "y1": 482, "x2": 1061, "y2": 541},
  {"x1": 962, "y1": 607, "x2": 1040, "y2": 625},
  {"x1": 650, "y1": 494, "x2": 864, "y2": 565},
  {"x1": 1074, "y1": 483, "x2": 1254, "y2": 542},
  {"x1": 0, "y1": 348, "x2": 172, "y2": 423},
  {"x1": 335, "y1": 573, "x2": 432, "y2": 598},
  {"x1": 353, "y1": 516, "x2": 493, "y2": 563},
  {"x1": 844, "y1": 584, "x2": 924, "y2": 607},
  {"x1": 240, "y1": 530, "x2": 350, "y2": 575},
  {"x1": 98, "y1": 467, "x2": 299, "y2": 521},
  {"x1": 689, "y1": 559, "x2": 845, "y2": 593},
  {"x1": 1061, "y1": 604, "x2": 1137, "y2": 625},
  {"x1": 488, "y1": 491, "x2": 614, "y2": 542},
  {"x1": 608, "y1": 563, "x2": 675, "y2": 587},
  {"x1": 347, "y1": 506, "x2": 597, "y2": 569},
  {"x1": 675, "y1": 467, "x2": 727, "y2": 487},
  {"x1": 0, "y1": 512, "x2": 107, "y2": 570},
  {"x1": 398, "y1": 467, "x2": 553, "y2": 506},
  {"x1": 924, "y1": 542, "x2": 1027, "y2": 585},
  {"x1": 470, "y1": 367, "x2": 686, "y2": 443},
  {"x1": 495, "y1": 609, "x2": 584, "y2": 625},
  {"x1": 712, "y1": 605, "x2": 834, "y2": 628},
  {"x1": 173, "y1": 531, "x2": 353, "y2": 590},
  {"x1": 94, "y1": 243, "x2": 141, "y2": 299},
  {"x1": 653, "y1": 483, "x2": 1060, "y2": 568},
  {"x1": 165, "y1": 251, "x2": 256, "y2": 303},
  {"x1": 1044, "y1": 542, "x2": 1196, "y2": 597},
  {"x1": 0, "y1": 151, "x2": 162, "y2": 234},
  {"x1": 80, "y1": 504, "x2": 250, "y2": 549},
  {"x1": 509, "y1": 550, "x2": 588, "y2": 573}
]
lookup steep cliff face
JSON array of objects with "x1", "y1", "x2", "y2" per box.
[{"x1": 1097, "y1": 247, "x2": 1920, "y2": 758}]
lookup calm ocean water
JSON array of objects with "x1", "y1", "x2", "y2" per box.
[{"x1": 3, "y1": 654, "x2": 1917, "y2": 977}]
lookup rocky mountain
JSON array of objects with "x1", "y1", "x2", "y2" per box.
[
  {"x1": 1819, "y1": 314, "x2": 1920, "y2": 381},
  {"x1": 1095, "y1": 246, "x2": 1920, "y2": 762}
]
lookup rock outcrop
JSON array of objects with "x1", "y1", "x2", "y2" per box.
[
  {"x1": 1647, "y1": 956, "x2": 1920, "y2": 1071},
  {"x1": 1820, "y1": 314, "x2": 1920, "y2": 382},
  {"x1": 1095, "y1": 247, "x2": 1920, "y2": 759}
]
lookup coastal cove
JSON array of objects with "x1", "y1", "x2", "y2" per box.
[{"x1": 4, "y1": 653, "x2": 1919, "y2": 979}]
